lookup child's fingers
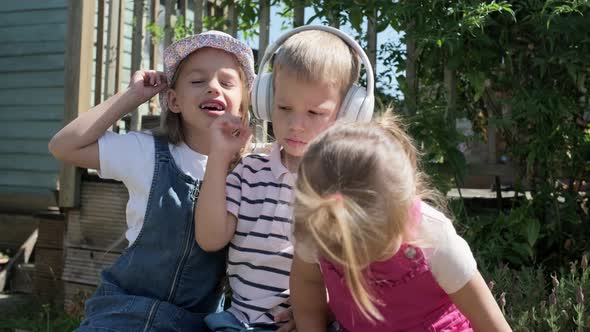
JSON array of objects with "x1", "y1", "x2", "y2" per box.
[
  {"x1": 149, "y1": 72, "x2": 156, "y2": 86},
  {"x1": 238, "y1": 125, "x2": 252, "y2": 140},
  {"x1": 274, "y1": 307, "x2": 293, "y2": 323},
  {"x1": 275, "y1": 320, "x2": 295, "y2": 332},
  {"x1": 157, "y1": 72, "x2": 166, "y2": 86}
]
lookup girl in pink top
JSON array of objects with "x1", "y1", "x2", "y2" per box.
[{"x1": 290, "y1": 113, "x2": 512, "y2": 332}]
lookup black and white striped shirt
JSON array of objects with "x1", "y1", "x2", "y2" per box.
[{"x1": 225, "y1": 143, "x2": 295, "y2": 324}]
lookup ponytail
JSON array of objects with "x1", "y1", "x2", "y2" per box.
[{"x1": 294, "y1": 176, "x2": 384, "y2": 322}]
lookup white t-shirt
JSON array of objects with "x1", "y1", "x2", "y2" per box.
[
  {"x1": 98, "y1": 131, "x2": 208, "y2": 246},
  {"x1": 296, "y1": 202, "x2": 477, "y2": 294}
]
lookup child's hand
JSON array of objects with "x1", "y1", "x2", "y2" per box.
[
  {"x1": 209, "y1": 113, "x2": 252, "y2": 162},
  {"x1": 127, "y1": 70, "x2": 168, "y2": 104},
  {"x1": 275, "y1": 307, "x2": 296, "y2": 332}
]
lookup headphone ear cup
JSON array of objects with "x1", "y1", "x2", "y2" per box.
[
  {"x1": 338, "y1": 84, "x2": 374, "y2": 122},
  {"x1": 251, "y1": 72, "x2": 273, "y2": 122}
]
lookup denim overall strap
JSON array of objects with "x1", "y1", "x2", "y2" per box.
[{"x1": 78, "y1": 136, "x2": 227, "y2": 332}]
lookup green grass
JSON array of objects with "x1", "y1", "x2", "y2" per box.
[{"x1": 0, "y1": 302, "x2": 80, "y2": 332}]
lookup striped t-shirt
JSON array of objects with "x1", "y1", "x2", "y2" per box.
[{"x1": 225, "y1": 143, "x2": 295, "y2": 324}]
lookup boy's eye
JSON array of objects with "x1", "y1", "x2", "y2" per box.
[
  {"x1": 191, "y1": 80, "x2": 204, "y2": 84},
  {"x1": 309, "y1": 110, "x2": 322, "y2": 116},
  {"x1": 278, "y1": 105, "x2": 291, "y2": 111}
]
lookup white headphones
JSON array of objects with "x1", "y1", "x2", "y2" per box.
[{"x1": 251, "y1": 25, "x2": 375, "y2": 123}]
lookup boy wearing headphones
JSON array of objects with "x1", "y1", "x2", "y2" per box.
[{"x1": 194, "y1": 26, "x2": 375, "y2": 331}]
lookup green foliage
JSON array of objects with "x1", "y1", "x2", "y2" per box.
[
  {"x1": 174, "y1": 16, "x2": 194, "y2": 41},
  {"x1": 461, "y1": 203, "x2": 543, "y2": 266},
  {"x1": 141, "y1": 0, "x2": 590, "y2": 269},
  {"x1": 350, "y1": 0, "x2": 590, "y2": 268},
  {"x1": 0, "y1": 303, "x2": 81, "y2": 332},
  {"x1": 482, "y1": 254, "x2": 590, "y2": 331},
  {"x1": 146, "y1": 22, "x2": 164, "y2": 44}
]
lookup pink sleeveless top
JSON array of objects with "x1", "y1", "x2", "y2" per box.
[{"x1": 318, "y1": 201, "x2": 472, "y2": 331}]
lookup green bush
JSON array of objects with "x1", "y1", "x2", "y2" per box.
[{"x1": 482, "y1": 254, "x2": 590, "y2": 331}]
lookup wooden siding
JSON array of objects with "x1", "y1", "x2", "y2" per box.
[{"x1": 0, "y1": 1, "x2": 68, "y2": 211}]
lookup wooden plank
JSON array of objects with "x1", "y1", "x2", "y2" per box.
[
  {"x1": 0, "y1": 24, "x2": 67, "y2": 43},
  {"x1": 66, "y1": 181, "x2": 128, "y2": 252},
  {"x1": 0, "y1": 121, "x2": 61, "y2": 139},
  {"x1": 164, "y1": 0, "x2": 175, "y2": 48},
  {"x1": 179, "y1": 0, "x2": 188, "y2": 23},
  {"x1": 0, "y1": 154, "x2": 59, "y2": 172},
  {"x1": 0, "y1": 214, "x2": 38, "y2": 251},
  {"x1": 0, "y1": 71, "x2": 65, "y2": 89},
  {"x1": 0, "y1": 55, "x2": 64, "y2": 72},
  {"x1": 466, "y1": 163, "x2": 515, "y2": 178},
  {"x1": 0, "y1": 88, "x2": 63, "y2": 105},
  {"x1": 123, "y1": 34, "x2": 134, "y2": 53},
  {"x1": 328, "y1": 7, "x2": 339, "y2": 28},
  {"x1": 293, "y1": 0, "x2": 304, "y2": 27},
  {"x1": 256, "y1": 0, "x2": 270, "y2": 144},
  {"x1": 258, "y1": 0, "x2": 270, "y2": 64},
  {"x1": 0, "y1": 1, "x2": 67, "y2": 13},
  {"x1": 104, "y1": 0, "x2": 122, "y2": 100},
  {"x1": 194, "y1": 0, "x2": 204, "y2": 34},
  {"x1": 34, "y1": 248, "x2": 64, "y2": 280},
  {"x1": 129, "y1": 0, "x2": 146, "y2": 131},
  {"x1": 367, "y1": 9, "x2": 377, "y2": 72},
  {"x1": 103, "y1": 0, "x2": 118, "y2": 100},
  {"x1": 0, "y1": 106, "x2": 63, "y2": 121},
  {"x1": 213, "y1": 0, "x2": 224, "y2": 27},
  {"x1": 94, "y1": 0, "x2": 106, "y2": 107},
  {"x1": 0, "y1": 138, "x2": 59, "y2": 154},
  {"x1": 37, "y1": 211, "x2": 66, "y2": 250},
  {"x1": 0, "y1": 41, "x2": 64, "y2": 57},
  {"x1": 149, "y1": 0, "x2": 160, "y2": 115},
  {"x1": 0, "y1": 9, "x2": 67, "y2": 27},
  {"x1": 0, "y1": 171, "x2": 57, "y2": 189},
  {"x1": 62, "y1": 248, "x2": 119, "y2": 286},
  {"x1": 61, "y1": 0, "x2": 95, "y2": 208},
  {"x1": 0, "y1": 187, "x2": 56, "y2": 213},
  {"x1": 227, "y1": 0, "x2": 238, "y2": 37},
  {"x1": 116, "y1": 0, "x2": 125, "y2": 93}
]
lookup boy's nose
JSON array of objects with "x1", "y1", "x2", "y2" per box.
[{"x1": 289, "y1": 115, "x2": 305, "y2": 131}]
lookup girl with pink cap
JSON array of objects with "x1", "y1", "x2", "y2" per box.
[{"x1": 49, "y1": 31, "x2": 255, "y2": 332}]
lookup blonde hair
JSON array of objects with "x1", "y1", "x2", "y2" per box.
[
  {"x1": 272, "y1": 30, "x2": 360, "y2": 97},
  {"x1": 293, "y1": 111, "x2": 442, "y2": 322}
]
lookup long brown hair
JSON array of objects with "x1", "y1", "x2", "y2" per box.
[{"x1": 293, "y1": 111, "x2": 443, "y2": 322}]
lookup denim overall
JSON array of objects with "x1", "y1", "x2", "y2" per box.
[
  {"x1": 77, "y1": 136, "x2": 227, "y2": 332},
  {"x1": 320, "y1": 244, "x2": 472, "y2": 332}
]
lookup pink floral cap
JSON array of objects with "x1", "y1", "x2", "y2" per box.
[{"x1": 159, "y1": 30, "x2": 255, "y2": 113}]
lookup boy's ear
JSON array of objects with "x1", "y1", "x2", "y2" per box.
[{"x1": 166, "y1": 89, "x2": 181, "y2": 114}]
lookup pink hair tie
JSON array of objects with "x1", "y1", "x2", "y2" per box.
[{"x1": 328, "y1": 193, "x2": 343, "y2": 201}]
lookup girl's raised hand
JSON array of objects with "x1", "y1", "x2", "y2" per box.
[
  {"x1": 128, "y1": 70, "x2": 168, "y2": 104},
  {"x1": 209, "y1": 112, "x2": 252, "y2": 162}
]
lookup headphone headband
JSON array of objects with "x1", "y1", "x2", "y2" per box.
[{"x1": 257, "y1": 25, "x2": 375, "y2": 99}]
